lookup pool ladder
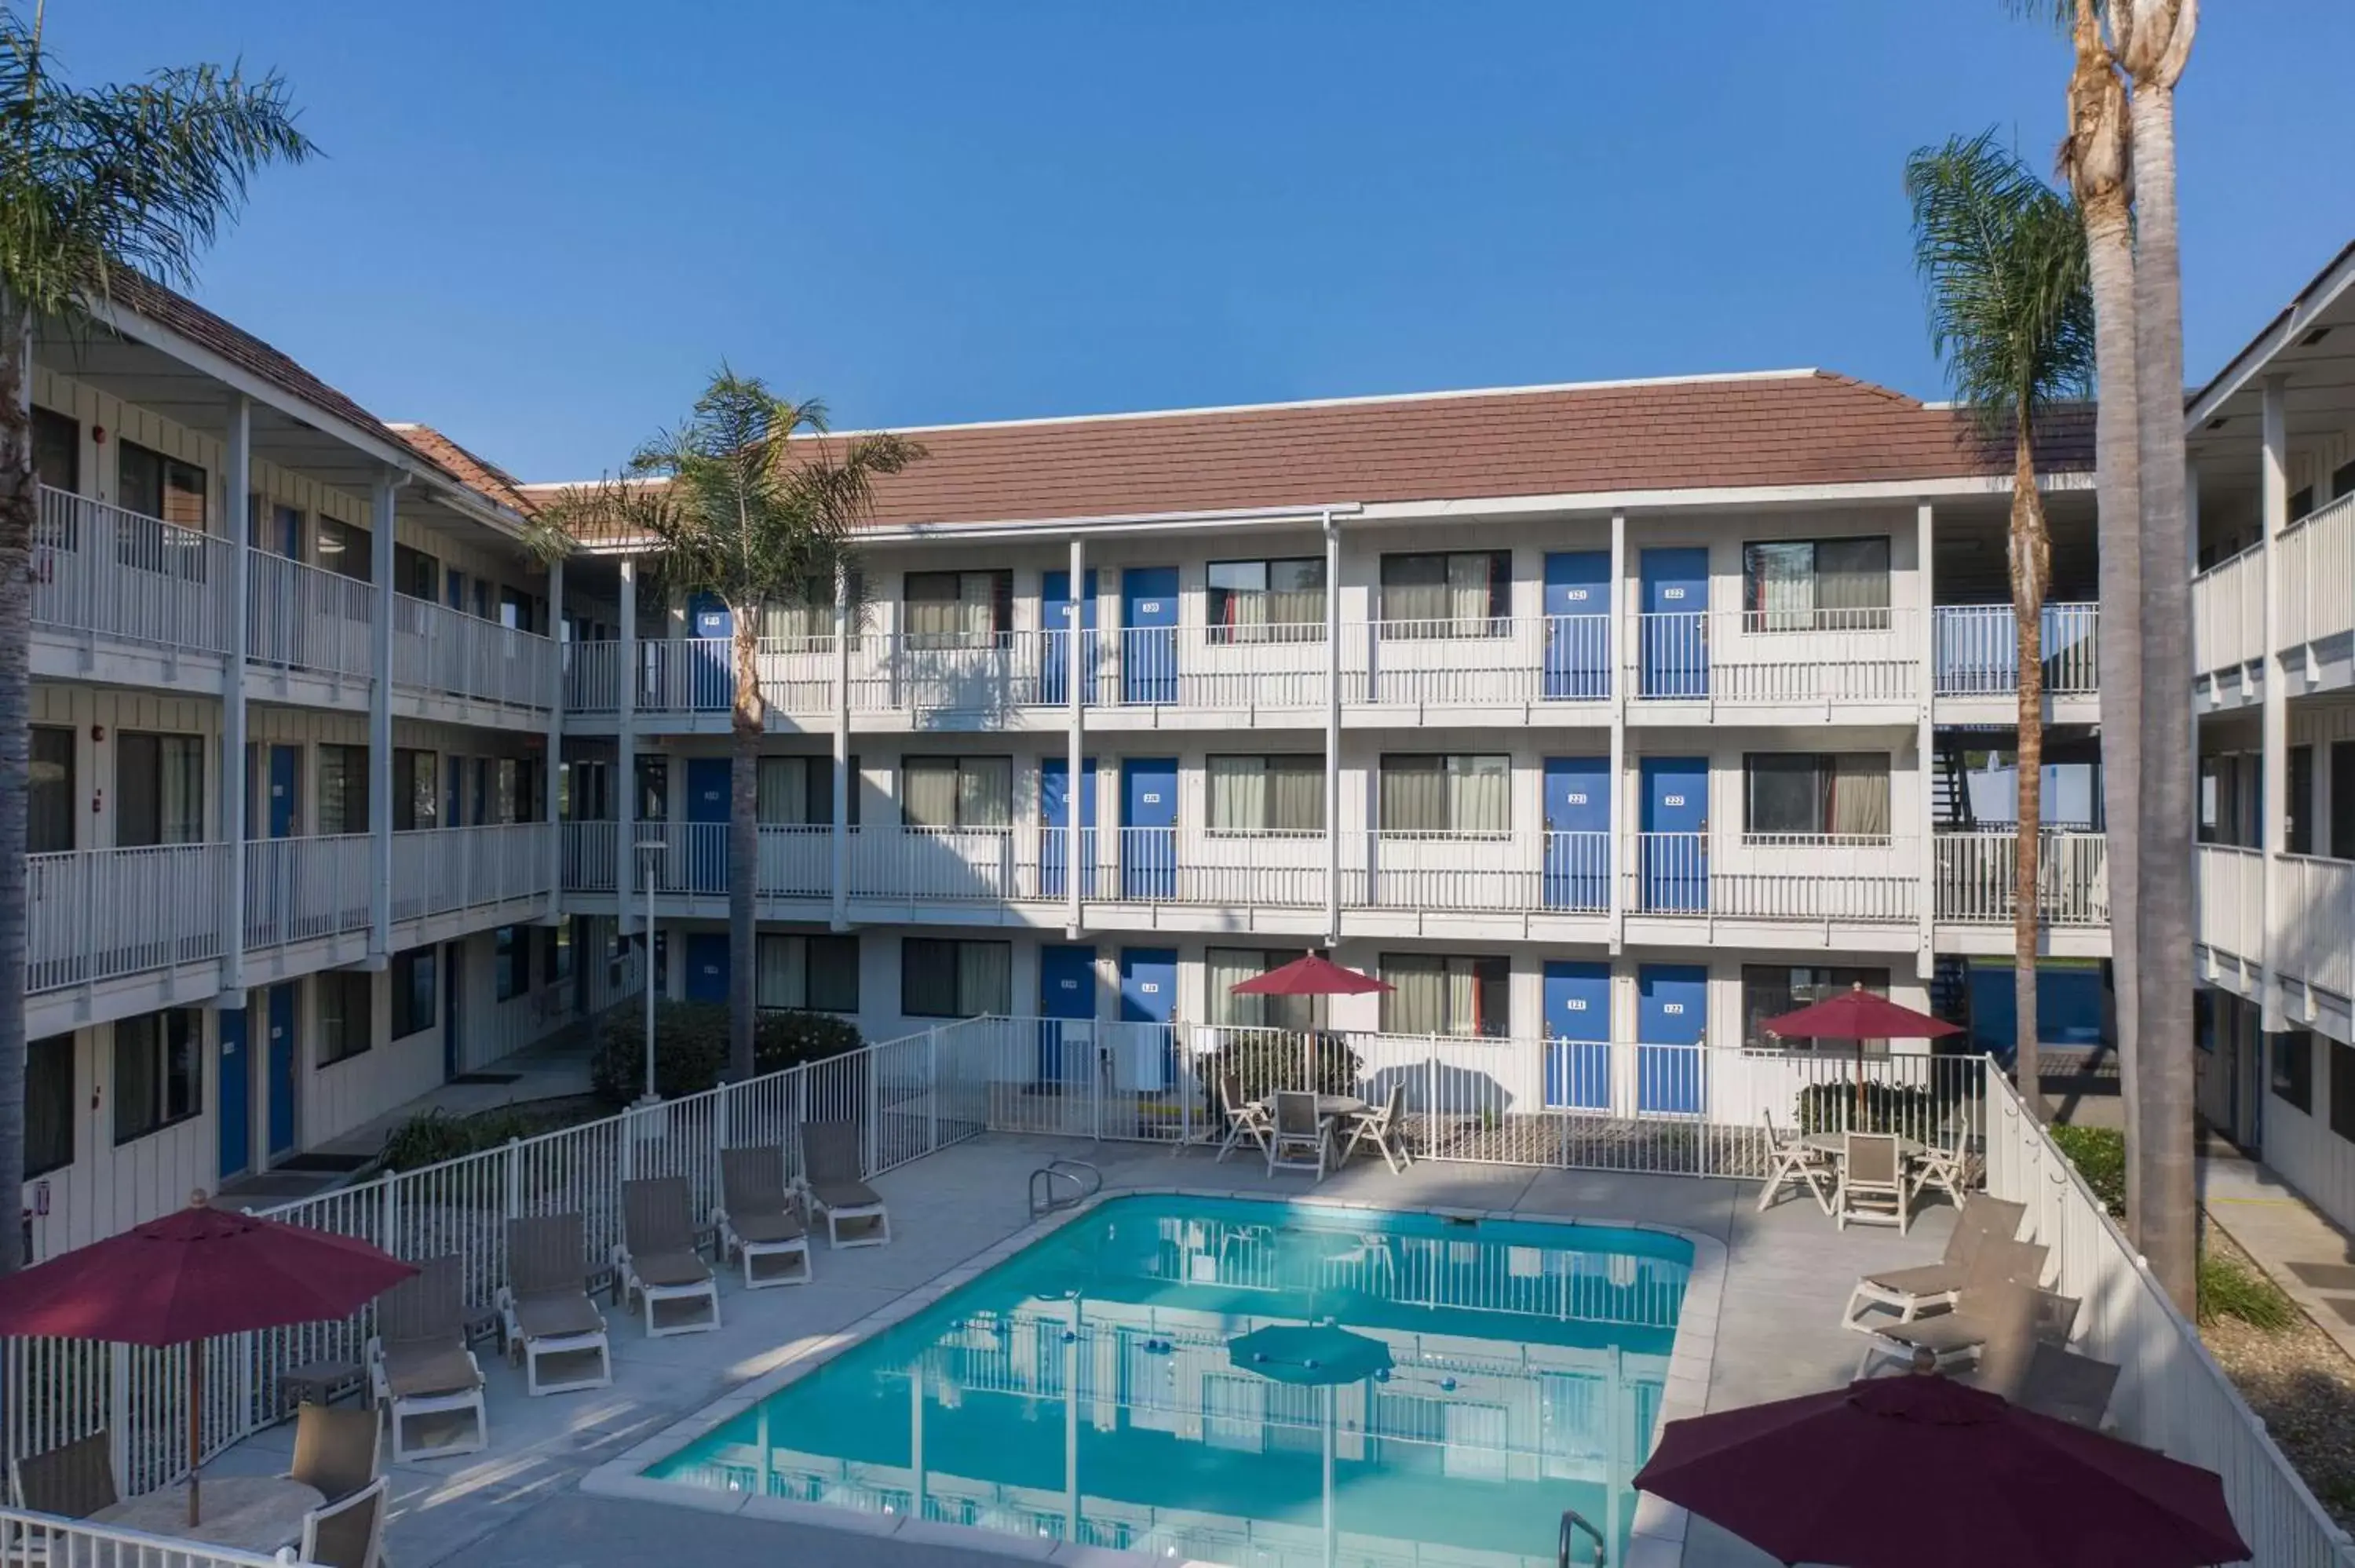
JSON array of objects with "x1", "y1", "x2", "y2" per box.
[
  {"x1": 1029, "y1": 1158, "x2": 1101, "y2": 1216},
  {"x1": 1559, "y1": 1509, "x2": 1606, "y2": 1567}
]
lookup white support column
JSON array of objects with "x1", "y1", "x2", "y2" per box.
[
  {"x1": 1323, "y1": 511, "x2": 1342, "y2": 946},
  {"x1": 1066, "y1": 535, "x2": 1086, "y2": 938},
  {"x1": 2260, "y1": 376, "x2": 2289, "y2": 1030},
  {"x1": 831, "y1": 564, "x2": 851, "y2": 932},
  {"x1": 1916, "y1": 500, "x2": 1937, "y2": 980},
  {"x1": 220, "y1": 395, "x2": 251, "y2": 998},
  {"x1": 368, "y1": 472, "x2": 396, "y2": 961},
  {"x1": 544, "y1": 557, "x2": 565, "y2": 924},
  {"x1": 1608, "y1": 512, "x2": 1628, "y2": 956},
  {"x1": 617, "y1": 555, "x2": 638, "y2": 935}
]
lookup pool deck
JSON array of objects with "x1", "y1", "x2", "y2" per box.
[{"x1": 198, "y1": 1135, "x2": 1952, "y2": 1568}]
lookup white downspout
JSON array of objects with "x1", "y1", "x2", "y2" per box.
[{"x1": 1323, "y1": 509, "x2": 1342, "y2": 946}]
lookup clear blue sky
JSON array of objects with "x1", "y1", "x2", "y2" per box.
[{"x1": 54, "y1": 2, "x2": 2355, "y2": 483}]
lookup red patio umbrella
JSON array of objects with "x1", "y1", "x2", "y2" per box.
[
  {"x1": 1229, "y1": 953, "x2": 1392, "y2": 1087},
  {"x1": 1633, "y1": 1369, "x2": 2251, "y2": 1567},
  {"x1": 0, "y1": 1192, "x2": 417, "y2": 1526},
  {"x1": 1762, "y1": 981, "x2": 1962, "y2": 1125}
]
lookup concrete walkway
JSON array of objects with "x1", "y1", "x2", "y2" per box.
[
  {"x1": 198, "y1": 1136, "x2": 1946, "y2": 1568},
  {"x1": 2202, "y1": 1150, "x2": 2355, "y2": 1365}
]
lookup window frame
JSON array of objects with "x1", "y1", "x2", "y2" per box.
[
  {"x1": 1205, "y1": 556, "x2": 1327, "y2": 644},
  {"x1": 495, "y1": 925, "x2": 529, "y2": 1002},
  {"x1": 1205, "y1": 754, "x2": 1326, "y2": 836},
  {"x1": 111, "y1": 1009, "x2": 203, "y2": 1144},
  {"x1": 900, "y1": 755, "x2": 1013, "y2": 830},
  {"x1": 756, "y1": 932, "x2": 861, "y2": 1014},
  {"x1": 1376, "y1": 550, "x2": 1512, "y2": 637},
  {"x1": 27, "y1": 724, "x2": 75, "y2": 855},
  {"x1": 1375, "y1": 952, "x2": 1511, "y2": 1038},
  {"x1": 316, "y1": 744, "x2": 372, "y2": 837},
  {"x1": 901, "y1": 937, "x2": 1013, "y2": 1019},
  {"x1": 2273, "y1": 1029, "x2": 2315, "y2": 1114},
  {"x1": 392, "y1": 748, "x2": 438, "y2": 833},
  {"x1": 1740, "y1": 535, "x2": 1893, "y2": 632},
  {"x1": 27, "y1": 1033, "x2": 74, "y2": 1179},
  {"x1": 115, "y1": 731, "x2": 206, "y2": 848},
  {"x1": 391, "y1": 948, "x2": 436, "y2": 1041},
  {"x1": 1742, "y1": 752, "x2": 1893, "y2": 842},
  {"x1": 1375, "y1": 753, "x2": 1513, "y2": 837},
  {"x1": 903, "y1": 568, "x2": 1013, "y2": 649},
  {"x1": 1739, "y1": 965, "x2": 1893, "y2": 1052},
  {"x1": 32, "y1": 407, "x2": 78, "y2": 494},
  {"x1": 318, "y1": 970, "x2": 374, "y2": 1067}
]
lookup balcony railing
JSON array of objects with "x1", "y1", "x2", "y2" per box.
[
  {"x1": 389, "y1": 823, "x2": 553, "y2": 922},
  {"x1": 245, "y1": 549, "x2": 374, "y2": 680},
  {"x1": 1626, "y1": 607, "x2": 1916, "y2": 704},
  {"x1": 1339, "y1": 617, "x2": 1613, "y2": 708},
  {"x1": 564, "y1": 638, "x2": 623, "y2": 714},
  {"x1": 32, "y1": 486, "x2": 236, "y2": 656},
  {"x1": 2195, "y1": 844, "x2": 2265, "y2": 961},
  {"x1": 26, "y1": 843, "x2": 232, "y2": 994},
  {"x1": 1346, "y1": 830, "x2": 1610, "y2": 913},
  {"x1": 1930, "y1": 830, "x2": 2109, "y2": 926},
  {"x1": 2272, "y1": 853, "x2": 2355, "y2": 1000},
  {"x1": 2276, "y1": 491, "x2": 2355, "y2": 651},
  {"x1": 243, "y1": 833, "x2": 373, "y2": 949},
  {"x1": 391, "y1": 594, "x2": 555, "y2": 709},
  {"x1": 1622, "y1": 832, "x2": 1916, "y2": 921},
  {"x1": 1931, "y1": 603, "x2": 2099, "y2": 696},
  {"x1": 2191, "y1": 544, "x2": 2266, "y2": 680}
]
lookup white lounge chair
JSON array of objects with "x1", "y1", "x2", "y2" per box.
[
  {"x1": 367, "y1": 1254, "x2": 487, "y2": 1463},
  {"x1": 1856, "y1": 1272, "x2": 2080, "y2": 1379},
  {"x1": 616, "y1": 1176, "x2": 722, "y2": 1336},
  {"x1": 1842, "y1": 1195, "x2": 2030, "y2": 1331},
  {"x1": 717, "y1": 1145, "x2": 813, "y2": 1288},
  {"x1": 1266, "y1": 1090, "x2": 1329, "y2": 1180}
]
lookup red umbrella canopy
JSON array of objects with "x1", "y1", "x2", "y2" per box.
[
  {"x1": 1634, "y1": 1373, "x2": 2251, "y2": 1568},
  {"x1": 0, "y1": 1194, "x2": 416, "y2": 1347},
  {"x1": 1762, "y1": 982, "x2": 1962, "y2": 1042},
  {"x1": 1229, "y1": 953, "x2": 1392, "y2": 997}
]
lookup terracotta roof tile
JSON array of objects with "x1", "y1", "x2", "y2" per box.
[{"x1": 384, "y1": 424, "x2": 537, "y2": 516}]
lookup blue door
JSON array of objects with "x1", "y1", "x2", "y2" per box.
[
  {"x1": 1040, "y1": 570, "x2": 1099, "y2": 706},
  {"x1": 1543, "y1": 961, "x2": 1611, "y2": 1110},
  {"x1": 1639, "y1": 757, "x2": 1708, "y2": 912},
  {"x1": 442, "y1": 943, "x2": 462, "y2": 1080},
  {"x1": 1037, "y1": 943, "x2": 1097, "y2": 1088},
  {"x1": 1121, "y1": 758, "x2": 1178, "y2": 899},
  {"x1": 1039, "y1": 757, "x2": 1097, "y2": 899},
  {"x1": 1638, "y1": 548, "x2": 1708, "y2": 698},
  {"x1": 685, "y1": 757, "x2": 730, "y2": 892},
  {"x1": 1119, "y1": 948, "x2": 1178, "y2": 1092},
  {"x1": 265, "y1": 983, "x2": 297, "y2": 1159},
  {"x1": 277, "y1": 507, "x2": 303, "y2": 560},
  {"x1": 685, "y1": 932, "x2": 729, "y2": 1003},
  {"x1": 1121, "y1": 568, "x2": 1179, "y2": 705},
  {"x1": 688, "y1": 592, "x2": 732, "y2": 711},
  {"x1": 445, "y1": 570, "x2": 466, "y2": 612},
  {"x1": 1543, "y1": 756, "x2": 1610, "y2": 910},
  {"x1": 267, "y1": 746, "x2": 299, "y2": 837},
  {"x1": 445, "y1": 755, "x2": 466, "y2": 827},
  {"x1": 217, "y1": 1004, "x2": 252, "y2": 1180},
  {"x1": 1636, "y1": 965, "x2": 1706, "y2": 1114},
  {"x1": 1543, "y1": 552, "x2": 1611, "y2": 700}
]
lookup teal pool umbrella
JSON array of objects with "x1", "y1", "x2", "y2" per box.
[{"x1": 1228, "y1": 1322, "x2": 1393, "y2": 1386}]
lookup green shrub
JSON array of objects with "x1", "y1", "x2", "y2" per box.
[
  {"x1": 590, "y1": 1002, "x2": 863, "y2": 1106},
  {"x1": 2198, "y1": 1249, "x2": 2297, "y2": 1332},
  {"x1": 2049, "y1": 1125, "x2": 2127, "y2": 1219},
  {"x1": 1198, "y1": 1030, "x2": 1364, "y2": 1109},
  {"x1": 1794, "y1": 1077, "x2": 1980, "y2": 1138},
  {"x1": 378, "y1": 1106, "x2": 542, "y2": 1172}
]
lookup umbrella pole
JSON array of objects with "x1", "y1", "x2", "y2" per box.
[
  {"x1": 187, "y1": 1344, "x2": 202, "y2": 1527},
  {"x1": 1853, "y1": 1040, "x2": 1864, "y2": 1130}
]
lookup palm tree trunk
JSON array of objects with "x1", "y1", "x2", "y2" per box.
[
  {"x1": 2130, "y1": 48, "x2": 2199, "y2": 1315},
  {"x1": 2010, "y1": 433, "x2": 2051, "y2": 1121},
  {"x1": 0, "y1": 301, "x2": 33, "y2": 1274},
  {"x1": 727, "y1": 609, "x2": 761, "y2": 1085}
]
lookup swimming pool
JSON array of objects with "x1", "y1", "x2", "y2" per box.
[{"x1": 639, "y1": 1194, "x2": 1695, "y2": 1566}]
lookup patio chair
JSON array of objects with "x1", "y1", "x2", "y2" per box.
[
  {"x1": 1856, "y1": 1266, "x2": 2079, "y2": 1379},
  {"x1": 287, "y1": 1403, "x2": 383, "y2": 1504},
  {"x1": 1835, "y1": 1131, "x2": 1911, "y2": 1233},
  {"x1": 1840, "y1": 1194, "x2": 2028, "y2": 1331},
  {"x1": 1342, "y1": 1084, "x2": 1411, "y2": 1173},
  {"x1": 497, "y1": 1213, "x2": 614, "y2": 1396},
  {"x1": 1756, "y1": 1110, "x2": 1833, "y2": 1214},
  {"x1": 798, "y1": 1123, "x2": 892, "y2": 1248},
  {"x1": 717, "y1": 1145, "x2": 813, "y2": 1288},
  {"x1": 1215, "y1": 1073, "x2": 1274, "y2": 1165},
  {"x1": 1266, "y1": 1090, "x2": 1329, "y2": 1180},
  {"x1": 9, "y1": 1430, "x2": 115, "y2": 1518},
  {"x1": 2005, "y1": 1343, "x2": 2123, "y2": 1430},
  {"x1": 616, "y1": 1176, "x2": 722, "y2": 1337},
  {"x1": 1912, "y1": 1107, "x2": 1984, "y2": 1209},
  {"x1": 295, "y1": 1474, "x2": 389, "y2": 1568},
  {"x1": 367, "y1": 1254, "x2": 488, "y2": 1463}
]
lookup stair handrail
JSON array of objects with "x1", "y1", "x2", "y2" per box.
[
  {"x1": 1559, "y1": 1508, "x2": 1605, "y2": 1567},
  {"x1": 1029, "y1": 1158, "x2": 1102, "y2": 1216}
]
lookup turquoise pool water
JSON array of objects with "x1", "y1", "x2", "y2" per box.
[{"x1": 648, "y1": 1195, "x2": 1692, "y2": 1566}]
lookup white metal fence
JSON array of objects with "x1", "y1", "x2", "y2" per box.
[
  {"x1": 24, "y1": 844, "x2": 232, "y2": 995},
  {"x1": 390, "y1": 595, "x2": 556, "y2": 710},
  {"x1": 1931, "y1": 602, "x2": 2100, "y2": 696},
  {"x1": 2197, "y1": 844, "x2": 2266, "y2": 962},
  {"x1": 2193, "y1": 544, "x2": 2266, "y2": 680},
  {"x1": 2276, "y1": 493, "x2": 2355, "y2": 651},
  {"x1": 244, "y1": 550, "x2": 374, "y2": 680},
  {"x1": 32, "y1": 487, "x2": 236, "y2": 658},
  {"x1": 2272, "y1": 854, "x2": 2355, "y2": 1001},
  {"x1": 1982, "y1": 1070, "x2": 2355, "y2": 1568},
  {"x1": 243, "y1": 835, "x2": 374, "y2": 950},
  {"x1": 1932, "y1": 831, "x2": 2111, "y2": 926},
  {"x1": 0, "y1": 1504, "x2": 310, "y2": 1568},
  {"x1": 389, "y1": 824, "x2": 553, "y2": 923}
]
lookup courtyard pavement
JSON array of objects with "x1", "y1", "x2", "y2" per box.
[{"x1": 197, "y1": 1134, "x2": 1951, "y2": 1568}]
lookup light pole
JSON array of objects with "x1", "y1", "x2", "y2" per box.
[{"x1": 637, "y1": 837, "x2": 666, "y2": 1107}]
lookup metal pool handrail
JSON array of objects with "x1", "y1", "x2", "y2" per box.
[
  {"x1": 1560, "y1": 1507, "x2": 1606, "y2": 1566},
  {"x1": 1029, "y1": 1158, "x2": 1102, "y2": 1216}
]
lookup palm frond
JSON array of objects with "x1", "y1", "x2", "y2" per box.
[
  {"x1": 0, "y1": 8, "x2": 314, "y2": 316},
  {"x1": 1905, "y1": 129, "x2": 2094, "y2": 437}
]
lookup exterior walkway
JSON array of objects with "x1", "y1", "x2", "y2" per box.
[
  {"x1": 197, "y1": 1136, "x2": 1948, "y2": 1568},
  {"x1": 2203, "y1": 1148, "x2": 2355, "y2": 1366}
]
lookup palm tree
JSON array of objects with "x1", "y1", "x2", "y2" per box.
[
  {"x1": 0, "y1": 9, "x2": 312, "y2": 1274},
  {"x1": 2116, "y1": 0, "x2": 2199, "y2": 1315},
  {"x1": 1907, "y1": 131, "x2": 2095, "y2": 1122},
  {"x1": 2055, "y1": 0, "x2": 2145, "y2": 1227},
  {"x1": 546, "y1": 372, "x2": 921, "y2": 1083}
]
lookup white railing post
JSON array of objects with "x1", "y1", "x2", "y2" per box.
[
  {"x1": 368, "y1": 474, "x2": 395, "y2": 960},
  {"x1": 928, "y1": 1028, "x2": 940, "y2": 1156},
  {"x1": 377, "y1": 1169, "x2": 397, "y2": 1255},
  {"x1": 2259, "y1": 374, "x2": 2288, "y2": 1030}
]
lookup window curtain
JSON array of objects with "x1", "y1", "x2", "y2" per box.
[
  {"x1": 904, "y1": 940, "x2": 958, "y2": 1016},
  {"x1": 1748, "y1": 542, "x2": 1813, "y2": 630},
  {"x1": 1814, "y1": 538, "x2": 1891, "y2": 625},
  {"x1": 1828, "y1": 754, "x2": 1891, "y2": 837},
  {"x1": 1448, "y1": 756, "x2": 1510, "y2": 834},
  {"x1": 903, "y1": 760, "x2": 958, "y2": 828},
  {"x1": 1207, "y1": 948, "x2": 1265, "y2": 1027},
  {"x1": 1267, "y1": 760, "x2": 1323, "y2": 833},
  {"x1": 758, "y1": 757, "x2": 807, "y2": 826},
  {"x1": 159, "y1": 736, "x2": 203, "y2": 844},
  {"x1": 1210, "y1": 757, "x2": 1269, "y2": 833},
  {"x1": 112, "y1": 1021, "x2": 159, "y2": 1141},
  {"x1": 959, "y1": 758, "x2": 1013, "y2": 828},
  {"x1": 1445, "y1": 959, "x2": 1480, "y2": 1037},
  {"x1": 1228, "y1": 585, "x2": 1271, "y2": 640},
  {"x1": 906, "y1": 574, "x2": 992, "y2": 647},
  {"x1": 958, "y1": 940, "x2": 1013, "y2": 1016},
  {"x1": 1382, "y1": 556, "x2": 1448, "y2": 625},
  {"x1": 756, "y1": 933, "x2": 805, "y2": 1009},
  {"x1": 1382, "y1": 955, "x2": 1447, "y2": 1036},
  {"x1": 1446, "y1": 554, "x2": 1492, "y2": 625},
  {"x1": 1379, "y1": 758, "x2": 1447, "y2": 833},
  {"x1": 1265, "y1": 560, "x2": 1325, "y2": 629}
]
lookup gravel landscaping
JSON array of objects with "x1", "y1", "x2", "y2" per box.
[{"x1": 2200, "y1": 1225, "x2": 2355, "y2": 1528}]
